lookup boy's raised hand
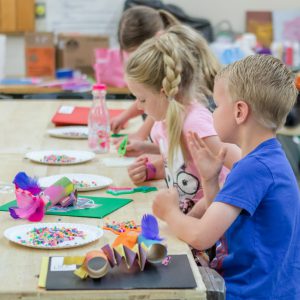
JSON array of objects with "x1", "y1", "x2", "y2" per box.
[
  {"x1": 127, "y1": 155, "x2": 148, "y2": 184},
  {"x1": 152, "y1": 188, "x2": 180, "y2": 221},
  {"x1": 188, "y1": 132, "x2": 227, "y2": 181}
]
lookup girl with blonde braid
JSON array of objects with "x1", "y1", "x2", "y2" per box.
[{"x1": 126, "y1": 25, "x2": 240, "y2": 214}]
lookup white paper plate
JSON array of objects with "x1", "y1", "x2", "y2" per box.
[
  {"x1": 102, "y1": 157, "x2": 135, "y2": 167},
  {"x1": 25, "y1": 150, "x2": 95, "y2": 165},
  {"x1": 4, "y1": 223, "x2": 103, "y2": 249},
  {"x1": 39, "y1": 173, "x2": 113, "y2": 192},
  {"x1": 47, "y1": 126, "x2": 88, "y2": 139}
]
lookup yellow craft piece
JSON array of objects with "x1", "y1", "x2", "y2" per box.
[
  {"x1": 140, "y1": 242, "x2": 148, "y2": 251},
  {"x1": 114, "y1": 244, "x2": 126, "y2": 257},
  {"x1": 74, "y1": 266, "x2": 89, "y2": 279},
  {"x1": 63, "y1": 256, "x2": 85, "y2": 265},
  {"x1": 38, "y1": 257, "x2": 49, "y2": 288}
]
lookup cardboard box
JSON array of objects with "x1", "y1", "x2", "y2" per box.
[
  {"x1": 246, "y1": 11, "x2": 273, "y2": 47},
  {"x1": 25, "y1": 32, "x2": 55, "y2": 77},
  {"x1": 57, "y1": 34, "x2": 109, "y2": 77}
]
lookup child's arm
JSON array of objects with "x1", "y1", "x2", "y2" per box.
[
  {"x1": 188, "y1": 177, "x2": 220, "y2": 218},
  {"x1": 124, "y1": 140, "x2": 160, "y2": 157},
  {"x1": 111, "y1": 100, "x2": 143, "y2": 133},
  {"x1": 202, "y1": 136, "x2": 241, "y2": 170},
  {"x1": 152, "y1": 188, "x2": 241, "y2": 250},
  {"x1": 128, "y1": 154, "x2": 165, "y2": 184},
  {"x1": 130, "y1": 116, "x2": 155, "y2": 141}
]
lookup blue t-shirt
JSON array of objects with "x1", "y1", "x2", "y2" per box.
[{"x1": 212, "y1": 138, "x2": 300, "y2": 300}]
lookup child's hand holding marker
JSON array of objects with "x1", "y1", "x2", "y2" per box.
[{"x1": 116, "y1": 138, "x2": 152, "y2": 157}]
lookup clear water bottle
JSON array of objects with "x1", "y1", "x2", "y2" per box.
[{"x1": 88, "y1": 84, "x2": 110, "y2": 153}]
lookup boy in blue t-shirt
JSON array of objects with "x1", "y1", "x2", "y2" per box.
[{"x1": 153, "y1": 55, "x2": 300, "y2": 299}]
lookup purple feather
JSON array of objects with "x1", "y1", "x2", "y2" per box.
[
  {"x1": 141, "y1": 214, "x2": 163, "y2": 241},
  {"x1": 13, "y1": 172, "x2": 42, "y2": 195}
]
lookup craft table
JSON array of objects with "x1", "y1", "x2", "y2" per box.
[
  {"x1": 0, "y1": 100, "x2": 211, "y2": 300},
  {"x1": 0, "y1": 85, "x2": 131, "y2": 100},
  {"x1": 0, "y1": 85, "x2": 130, "y2": 95}
]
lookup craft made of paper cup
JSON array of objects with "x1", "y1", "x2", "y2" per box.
[
  {"x1": 146, "y1": 243, "x2": 167, "y2": 264},
  {"x1": 39, "y1": 177, "x2": 74, "y2": 207},
  {"x1": 138, "y1": 235, "x2": 167, "y2": 264},
  {"x1": 85, "y1": 250, "x2": 109, "y2": 278}
]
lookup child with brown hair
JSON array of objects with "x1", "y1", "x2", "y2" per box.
[
  {"x1": 153, "y1": 55, "x2": 300, "y2": 299},
  {"x1": 110, "y1": 6, "x2": 179, "y2": 153}
]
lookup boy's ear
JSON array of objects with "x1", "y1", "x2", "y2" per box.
[{"x1": 234, "y1": 100, "x2": 249, "y2": 124}]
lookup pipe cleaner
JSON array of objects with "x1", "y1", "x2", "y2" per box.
[{"x1": 106, "y1": 185, "x2": 157, "y2": 196}]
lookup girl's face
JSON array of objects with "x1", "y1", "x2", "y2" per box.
[
  {"x1": 126, "y1": 79, "x2": 169, "y2": 121},
  {"x1": 213, "y1": 78, "x2": 237, "y2": 143}
]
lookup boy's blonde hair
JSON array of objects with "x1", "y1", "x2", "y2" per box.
[
  {"x1": 216, "y1": 55, "x2": 298, "y2": 130},
  {"x1": 126, "y1": 25, "x2": 220, "y2": 166}
]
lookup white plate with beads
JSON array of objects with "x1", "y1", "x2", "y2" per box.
[
  {"x1": 25, "y1": 150, "x2": 95, "y2": 165},
  {"x1": 4, "y1": 222, "x2": 103, "y2": 249},
  {"x1": 38, "y1": 173, "x2": 113, "y2": 192}
]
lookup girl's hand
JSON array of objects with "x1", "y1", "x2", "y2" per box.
[
  {"x1": 112, "y1": 132, "x2": 144, "y2": 147},
  {"x1": 188, "y1": 132, "x2": 227, "y2": 182},
  {"x1": 124, "y1": 140, "x2": 150, "y2": 157},
  {"x1": 114, "y1": 138, "x2": 160, "y2": 157},
  {"x1": 127, "y1": 156, "x2": 148, "y2": 184},
  {"x1": 110, "y1": 114, "x2": 127, "y2": 134},
  {"x1": 152, "y1": 188, "x2": 180, "y2": 221}
]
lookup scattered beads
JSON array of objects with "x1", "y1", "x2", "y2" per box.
[
  {"x1": 103, "y1": 220, "x2": 141, "y2": 234},
  {"x1": 41, "y1": 154, "x2": 76, "y2": 164},
  {"x1": 22, "y1": 226, "x2": 86, "y2": 247},
  {"x1": 72, "y1": 179, "x2": 97, "y2": 188}
]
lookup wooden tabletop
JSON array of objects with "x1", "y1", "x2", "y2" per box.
[
  {"x1": 0, "y1": 85, "x2": 130, "y2": 95},
  {"x1": 0, "y1": 100, "x2": 207, "y2": 300}
]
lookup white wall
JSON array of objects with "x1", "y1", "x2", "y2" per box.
[
  {"x1": 170, "y1": 0, "x2": 300, "y2": 34},
  {"x1": 4, "y1": 0, "x2": 300, "y2": 77}
]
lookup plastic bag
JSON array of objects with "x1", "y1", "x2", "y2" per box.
[{"x1": 94, "y1": 48, "x2": 128, "y2": 88}]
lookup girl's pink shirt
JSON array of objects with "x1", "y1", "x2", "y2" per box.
[{"x1": 151, "y1": 102, "x2": 229, "y2": 211}]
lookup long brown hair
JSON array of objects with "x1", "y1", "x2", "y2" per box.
[{"x1": 118, "y1": 6, "x2": 179, "y2": 52}]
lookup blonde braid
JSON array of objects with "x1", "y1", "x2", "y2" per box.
[{"x1": 155, "y1": 37, "x2": 186, "y2": 168}]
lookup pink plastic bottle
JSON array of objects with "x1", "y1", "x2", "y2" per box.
[{"x1": 88, "y1": 84, "x2": 110, "y2": 153}]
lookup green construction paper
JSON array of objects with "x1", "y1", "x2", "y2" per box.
[
  {"x1": 0, "y1": 196, "x2": 132, "y2": 219},
  {"x1": 118, "y1": 135, "x2": 128, "y2": 156},
  {"x1": 111, "y1": 133, "x2": 127, "y2": 138}
]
